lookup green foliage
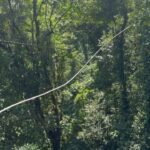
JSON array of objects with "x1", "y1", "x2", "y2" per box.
[
  {"x1": 0, "y1": 0, "x2": 150, "y2": 149},
  {"x1": 14, "y1": 144, "x2": 40, "y2": 150}
]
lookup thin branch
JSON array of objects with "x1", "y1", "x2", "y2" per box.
[
  {"x1": 7, "y1": 0, "x2": 31, "y2": 50},
  {"x1": 52, "y1": 4, "x2": 73, "y2": 30},
  {"x1": 37, "y1": 0, "x2": 45, "y2": 16}
]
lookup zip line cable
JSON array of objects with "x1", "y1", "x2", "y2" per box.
[
  {"x1": 0, "y1": 24, "x2": 133, "y2": 114},
  {"x1": 0, "y1": 39, "x2": 32, "y2": 46}
]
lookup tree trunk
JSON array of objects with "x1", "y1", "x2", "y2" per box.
[
  {"x1": 48, "y1": 127, "x2": 61, "y2": 150},
  {"x1": 113, "y1": 1, "x2": 130, "y2": 148},
  {"x1": 32, "y1": 1, "x2": 62, "y2": 149},
  {"x1": 114, "y1": 0, "x2": 129, "y2": 121}
]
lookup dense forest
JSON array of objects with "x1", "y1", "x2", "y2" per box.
[{"x1": 0, "y1": 0, "x2": 150, "y2": 149}]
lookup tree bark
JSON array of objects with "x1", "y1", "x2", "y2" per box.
[
  {"x1": 32, "y1": 1, "x2": 61, "y2": 149},
  {"x1": 113, "y1": 1, "x2": 130, "y2": 148},
  {"x1": 114, "y1": 0, "x2": 129, "y2": 120}
]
